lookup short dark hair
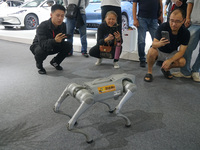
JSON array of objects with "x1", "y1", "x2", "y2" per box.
[
  {"x1": 170, "y1": 8, "x2": 186, "y2": 19},
  {"x1": 51, "y1": 4, "x2": 65, "y2": 13}
]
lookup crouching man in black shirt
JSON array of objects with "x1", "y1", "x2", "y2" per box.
[
  {"x1": 30, "y1": 4, "x2": 72, "y2": 74},
  {"x1": 144, "y1": 8, "x2": 190, "y2": 82}
]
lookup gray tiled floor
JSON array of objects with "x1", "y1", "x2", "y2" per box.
[{"x1": 0, "y1": 40, "x2": 200, "y2": 150}]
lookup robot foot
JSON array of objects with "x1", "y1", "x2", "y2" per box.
[
  {"x1": 117, "y1": 113, "x2": 131, "y2": 127},
  {"x1": 87, "y1": 139, "x2": 93, "y2": 144},
  {"x1": 109, "y1": 108, "x2": 116, "y2": 113},
  {"x1": 67, "y1": 125, "x2": 93, "y2": 144},
  {"x1": 53, "y1": 105, "x2": 59, "y2": 113}
]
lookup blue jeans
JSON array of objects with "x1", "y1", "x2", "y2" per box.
[
  {"x1": 66, "y1": 14, "x2": 87, "y2": 54},
  {"x1": 181, "y1": 25, "x2": 200, "y2": 76},
  {"x1": 137, "y1": 17, "x2": 158, "y2": 62}
]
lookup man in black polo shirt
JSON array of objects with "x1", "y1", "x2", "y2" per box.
[
  {"x1": 30, "y1": 4, "x2": 72, "y2": 74},
  {"x1": 144, "y1": 9, "x2": 190, "y2": 82}
]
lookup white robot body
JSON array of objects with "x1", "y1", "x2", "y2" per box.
[{"x1": 54, "y1": 73, "x2": 137, "y2": 143}]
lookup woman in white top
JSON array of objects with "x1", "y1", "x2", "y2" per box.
[{"x1": 101, "y1": 0, "x2": 122, "y2": 33}]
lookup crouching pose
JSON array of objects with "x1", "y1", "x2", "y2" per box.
[
  {"x1": 30, "y1": 4, "x2": 72, "y2": 74},
  {"x1": 144, "y1": 9, "x2": 190, "y2": 82},
  {"x1": 89, "y1": 11, "x2": 122, "y2": 69}
]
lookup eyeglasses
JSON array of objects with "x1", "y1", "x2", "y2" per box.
[{"x1": 169, "y1": 19, "x2": 184, "y2": 24}]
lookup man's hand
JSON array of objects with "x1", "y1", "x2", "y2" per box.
[
  {"x1": 133, "y1": 19, "x2": 139, "y2": 28},
  {"x1": 162, "y1": 59, "x2": 173, "y2": 70},
  {"x1": 159, "y1": 38, "x2": 170, "y2": 47},
  {"x1": 55, "y1": 33, "x2": 67, "y2": 43},
  {"x1": 185, "y1": 18, "x2": 191, "y2": 28}
]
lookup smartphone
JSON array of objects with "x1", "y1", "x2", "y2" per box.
[
  {"x1": 161, "y1": 31, "x2": 170, "y2": 41},
  {"x1": 65, "y1": 34, "x2": 72, "y2": 39}
]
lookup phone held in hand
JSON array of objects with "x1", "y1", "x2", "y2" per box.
[
  {"x1": 161, "y1": 31, "x2": 170, "y2": 41},
  {"x1": 66, "y1": 34, "x2": 72, "y2": 39}
]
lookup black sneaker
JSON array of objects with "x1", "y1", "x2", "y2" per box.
[
  {"x1": 38, "y1": 68, "x2": 46, "y2": 74},
  {"x1": 50, "y1": 61, "x2": 63, "y2": 70},
  {"x1": 140, "y1": 61, "x2": 146, "y2": 68},
  {"x1": 82, "y1": 53, "x2": 89, "y2": 58}
]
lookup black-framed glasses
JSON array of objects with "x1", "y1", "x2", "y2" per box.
[{"x1": 169, "y1": 19, "x2": 184, "y2": 24}]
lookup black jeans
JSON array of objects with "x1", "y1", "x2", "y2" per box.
[
  {"x1": 32, "y1": 41, "x2": 71, "y2": 65},
  {"x1": 89, "y1": 45, "x2": 121, "y2": 62}
]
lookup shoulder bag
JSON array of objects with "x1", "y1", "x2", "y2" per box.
[{"x1": 65, "y1": 0, "x2": 81, "y2": 19}]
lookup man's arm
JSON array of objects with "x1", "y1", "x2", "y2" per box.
[
  {"x1": 132, "y1": 2, "x2": 139, "y2": 27},
  {"x1": 168, "y1": 45, "x2": 187, "y2": 63},
  {"x1": 37, "y1": 24, "x2": 55, "y2": 51},
  {"x1": 158, "y1": 0, "x2": 163, "y2": 23},
  {"x1": 162, "y1": 44, "x2": 188, "y2": 69},
  {"x1": 184, "y1": 2, "x2": 193, "y2": 28}
]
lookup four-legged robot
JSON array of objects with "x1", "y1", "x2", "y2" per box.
[{"x1": 53, "y1": 73, "x2": 137, "y2": 143}]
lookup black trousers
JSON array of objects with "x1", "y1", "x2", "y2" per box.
[
  {"x1": 89, "y1": 45, "x2": 121, "y2": 62},
  {"x1": 31, "y1": 41, "x2": 71, "y2": 65},
  {"x1": 101, "y1": 6, "x2": 122, "y2": 34}
]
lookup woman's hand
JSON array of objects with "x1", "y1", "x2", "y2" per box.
[
  {"x1": 114, "y1": 31, "x2": 121, "y2": 41},
  {"x1": 104, "y1": 34, "x2": 114, "y2": 43}
]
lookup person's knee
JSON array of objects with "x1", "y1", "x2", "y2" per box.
[
  {"x1": 63, "y1": 41, "x2": 72, "y2": 53},
  {"x1": 179, "y1": 57, "x2": 186, "y2": 67},
  {"x1": 89, "y1": 45, "x2": 98, "y2": 57},
  {"x1": 147, "y1": 47, "x2": 158, "y2": 60}
]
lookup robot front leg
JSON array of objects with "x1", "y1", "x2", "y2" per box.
[
  {"x1": 67, "y1": 100, "x2": 94, "y2": 143},
  {"x1": 113, "y1": 90, "x2": 134, "y2": 127},
  {"x1": 54, "y1": 87, "x2": 69, "y2": 113},
  {"x1": 113, "y1": 81, "x2": 137, "y2": 127}
]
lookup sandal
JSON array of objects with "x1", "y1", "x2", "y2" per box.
[
  {"x1": 144, "y1": 73, "x2": 153, "y2": 82},
  {"x1": 161, "y1": 68, "x2": 173, "y2": 79}
]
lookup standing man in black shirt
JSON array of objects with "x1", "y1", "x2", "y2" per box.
[
  {"x1": 133, "y1": 0, "x2": 163, "y2": 68},
  {"x1": 30, "y1": 4, "x2": 72, "y2": 74},
  {"x1": 144, "y1": 9, "x2": 190, "y2": 82}
]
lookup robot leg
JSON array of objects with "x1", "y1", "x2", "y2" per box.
[
  {"x1": 67, "y1": 100, "x2": 94, "y2": 143},
  {"x1": 114, "y1": 90, "x2": 134, "y2": 127},
  {"x1": 54, "y1": 86, "x2": 69, "y2": 112},
  {"x1": 114, "y1": 80, "x2": 137, "y2": 127}
]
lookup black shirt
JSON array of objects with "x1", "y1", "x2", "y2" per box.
[
  {"x1": 155, "y1": 22, "x2": 190, "y2": 53},
  {"x1": 133, "y1": 0, "x2": 160, "y2": 19}
]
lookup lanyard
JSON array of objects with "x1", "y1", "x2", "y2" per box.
[{"x1": 52, "y1": 30, "x2": 55, "y2": 38}]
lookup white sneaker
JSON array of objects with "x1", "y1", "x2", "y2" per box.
[
  {"x1": 172, "y1": 72, "x2": 191, "y2": 78},
  {"x1": 113, "y1": 62, "x2": 120, "y2": 69},
  {"x1": 192, "y1": 72, "x2": 200, "y2": 82},
  {"x1": 95, "y1": 58, "x2": 102, "y2": 65}
]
